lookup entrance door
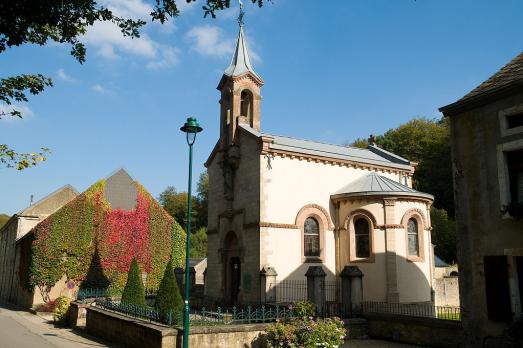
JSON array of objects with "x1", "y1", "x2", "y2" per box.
[{"x1": 230, "y1": 257, "x2": 241, "y2": 305}]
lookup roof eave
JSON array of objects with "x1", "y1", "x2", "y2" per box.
[
  {"x1": 439, "y1": 81, "x2": 523, "y2": 116},
  {"x1": 331, "y1": 191, "x2": 434, "y2": 202}
]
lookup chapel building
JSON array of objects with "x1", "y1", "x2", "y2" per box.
[{"x1": 205, "y1": 21, "x2": 435, "y2": 306}]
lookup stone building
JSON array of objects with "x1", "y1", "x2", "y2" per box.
[
  {"x1": 440, "y1": 51, "x2": 523, "y2": 346},
  {"x1": 0, "y1": 185, "x2": 79, "y2": 305},
  {"x1": 205, "y1": 21, "x2": 435, "y2": 306},
  {"x1": 0, "y1": 169, "x2": 184, "y2": 308}
]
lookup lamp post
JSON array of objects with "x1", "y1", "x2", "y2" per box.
[{"x1": 180, "y1": 117, "x2": 203, "y2": 348}]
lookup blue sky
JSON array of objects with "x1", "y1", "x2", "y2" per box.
[{"x1": 1, "y1": 0, "x2": 522, "y2": 215}]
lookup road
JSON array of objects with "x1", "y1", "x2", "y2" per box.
[{"x1": 0, "y1": 302, "x2": 117, "y2": 348}]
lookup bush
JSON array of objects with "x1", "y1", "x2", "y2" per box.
[
  {"x1": 292, "y1": 300, "x2": 316, "y2": 318},
  {"x1": 266, "y1": 317, "x2": 346, "y2": 348},
  {"x1": 121, "y1": 257, "x2": 146, "y2": 306},
  {"x1": 53, "y1": 296, "x2": 71, "y2": 323},
  {"x1": 35, "y1": 299, "x2": 59, "y2": 313},
  {"x1": 155, "y1": 260, "x2": 183, "y2": 318}
]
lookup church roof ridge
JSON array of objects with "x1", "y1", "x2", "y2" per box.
[{"x1": 332, "y1": 173, "x2": 434, "y2": 201}]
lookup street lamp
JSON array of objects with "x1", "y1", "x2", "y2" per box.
[{"x1": 180, "y1": 116, "x2": 203, "y2": 348}]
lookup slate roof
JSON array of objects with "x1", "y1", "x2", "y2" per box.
[
  {"x1": 434, "y1": 255, "x2": 449, "y2": 268},
  {"x1": 440, "y1": 51, "x2": 523, "y2": 115},
  {"x1": 236, "y1": 124, "x2": 413, "y2": 171},
  {"x1": 18, "y1": 184, "x2": 78, "y2": 216},
  {"x1": 331, "y1": 172, "x2": 434, "y2": 200},
  {"x1": 224, "y1": 26, "x2": 262, "y2": 82}
]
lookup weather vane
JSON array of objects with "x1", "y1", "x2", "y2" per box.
[{"x1": 238, "y1": 0, "x2": 245, "y2": 27}]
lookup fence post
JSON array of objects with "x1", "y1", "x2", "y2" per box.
[
  {"x1": 305, "y1": 266, "x2": 326, "y2": 316},
  {"x1": 340, "y1": 266, "x2": 364, "y2": 317},
  {"x1": 174, "y1": 267, "x2": 184, "y2": 298},
  {"x1": 260, "y1": 266, "x2": 278, "y2": 303}
]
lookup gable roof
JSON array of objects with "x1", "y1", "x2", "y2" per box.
[
  {"x1": 440, "y1": 51, "x2": 523, "y2": 116},
  {"x1": 18, "y1": 184, "x2": 78, "y2": 216},
  {"x1": 233, "y1": 123, "x2": 414, "y2": 171},
  {"x1": 104, "y1": 168, "x2": 137, "y2": 211},
  {"x1": 331, "y1": 172, "x2": 434, "y2": 201}
]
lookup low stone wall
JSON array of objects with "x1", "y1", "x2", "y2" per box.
[
  {"x1": 68, "y1": 301, "x2": 90, "y2": 328},
  {"x1": 86, "y1": 306, "x2": 177, "y2": 348},
  {"x1": 365, "y1": 313, "x2": 463, "y2": 348},
  {"x1": 85, "y1": 305, "x2": 268, "y2": 348}
]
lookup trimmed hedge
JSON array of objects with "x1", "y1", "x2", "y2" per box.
[{"x1": 121, "y1": 258, "x2": 146, "y2": 306}]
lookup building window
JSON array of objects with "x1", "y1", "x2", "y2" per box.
[
  {"x1": 507, "y1": 149, "x2": 523, "y2": 204},
  {"x1": 304, "y1": 217, "x2": 320, "y2": 257},
  {"x1": 484, "y1": 256, "x2": 512, "y2": 321},
  {"x1": 407, "y1": 218, "x2": 419, "y2": 256},
  {"x1": 507, "y1": 112, "x2": 523, "y2": 130},
  {"x1": 240, "y1": 90, "x2": 253, "y2": 126},
  {"x1": 354, "y1": 218, "x2": 370, "y2": 258}
]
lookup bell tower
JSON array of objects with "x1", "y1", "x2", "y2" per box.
[{"x1": 217, "y1": 15, "x2": 264, "y2": 147}]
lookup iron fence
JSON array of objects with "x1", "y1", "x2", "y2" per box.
[
  {"x1": 362, "y1": 301, "x2": 461, "y2": 321},
  {"x1": 320, "y1": 279, "x2": 347, "y2": 318},
  {"x1": 95, "y1": 298, "x2": 297, "y2": 327},
  {"x1": 267, "y1": 280, "x2": 307, "y2": 304}
]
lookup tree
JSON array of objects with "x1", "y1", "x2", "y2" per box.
[
  {"x1": 196, "y1": 171, "x2": 209, "y2": 229},
  {"x1": 0, "y1": 214, "x2": 9, "y2": 229},
  {"x1": 0, "y1": 0, "x2": 266, "y2": 169},
  {"x1": 155, "y1": 259, "x2": 183, "y2": 317},
  {"x1": 431, "y1": 207, "x2": 457, "y2": 263},
  {"x1": 158, "y1": 186, "x2": 198, "y2": 231},
  {"x1": 349, "y1": 117, "x2": 453, "y2": 217},
  {"x1": 190, "y1": 227, "x2": 208, "y2": 258},
  {"x1": 121, "y1": 257, "x2": 146, "y2": 306}
]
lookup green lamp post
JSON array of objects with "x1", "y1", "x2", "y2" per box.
[{"x1": 180, "y1": 117, "x2": 203, "y2": 348}]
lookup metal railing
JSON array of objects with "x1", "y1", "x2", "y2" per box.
[
  {"x1": 362, "y1": 301, "x2": 461, "y2": 321},
  {"x1": 95, "y1": 298, "x2": 297, "y2": 327},
  {"x1": 267, "y1": 280, "x2": 307, "y2": 304}
]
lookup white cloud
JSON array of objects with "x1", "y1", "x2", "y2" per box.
[
  {"x1": 101, "y1": 0, "x2": 151, "y2": 19},
  {"x1": 0, "y1": 104, "x2": 34, "y2": 121},
  {"x1": 186, "y1": 25, "x2": 235, "y2": 57},
  {"x1": 146, "y1": 46, "x2": 179, "y2": 70},
  {"x1": 57, "y1": 68, "x2": 76, "y2": 83},
  {"x1": 91, "y1": 84, "x2": 111, "y2": 94},
  {"x1": 81, "y1": 13, "x2": 178, "y2": 69}
]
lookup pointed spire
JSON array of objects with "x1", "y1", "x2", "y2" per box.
[{"x1": 223, "y1": 7, "x2": 262, "y2": 82}]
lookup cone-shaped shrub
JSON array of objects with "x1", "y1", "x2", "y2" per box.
[
  {"x1": 156, "y1": 260, "x2": 183, "y2": 316},
  {"x1": 121, "y1": 257, "x2": 146, "y2": 306}
]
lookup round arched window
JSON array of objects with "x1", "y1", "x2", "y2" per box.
[
  {"x1": 354, "y1": 218, "x2": 370, "y2": 258},
  {"x1": 407, "y1": 218, "x2": 419, "y2": 256},
  {"x1": 304, "y1": 217, "x2": 320, "y2": 257}
]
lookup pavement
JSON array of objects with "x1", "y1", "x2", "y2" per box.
[
  {"x1": 0, "y1": 301, "x2": 424, "y2": 348},
  {"x1": 0, "y1": 302, "x2": 118, "y2": 348}
]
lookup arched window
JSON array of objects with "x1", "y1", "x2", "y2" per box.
[
  {"x1": 407, "y1": 218, "x2": 419, "y2": 256},
  {"x1": 304, "y1": 217, "x2": 320, "y2": 257},
  {"x1": 240, "y1": 90, "x2": 253, "y2": 126},
  {"x1": 354, "y1": 218, "x2": 370, "y2": 258}
]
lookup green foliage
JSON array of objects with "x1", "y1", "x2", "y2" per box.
[
  {"x1": 159, "y1": 186, "x2": 199, "y2": 231},
  {"x1": 0, "y1": 214, "x2": 9, "y2": 229},
  {"x1": 0, "y1": 2, "x2": 266, "y2": 170},
  {"x1": 52, "y1": 296, "x2": 71, "y2": 323},
  {"x1": 28, "y1": 180, "x2": 184, "y2": 299},
  {"x1": 196, "y1": 171, "x2": 209, "y2": 228},
  {"x1": 155, "y1": 260, "x2": 183, "y2": 316},
  {"x1": 431, "y1": 207, "x2": 457, "y2": 263},
  {"x1": 190, "y1": 227, "x2": 208, "y2": 258},
  {"x1": 121, "y1": 258, "x2": 146, "y2": 307},
  {"x1": 266, "y1": 317, "x2": 346, "y2": 348},
  {"x1": 292, "y1": 300, "x2": 316, "y2": 318},
  {"x1": 349, "y1": 117, "x2": 453, "y2": 217}
]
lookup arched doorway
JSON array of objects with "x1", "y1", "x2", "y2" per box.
[{"x1": 223, "y1": 231, "x2": 242, "y2": 306}]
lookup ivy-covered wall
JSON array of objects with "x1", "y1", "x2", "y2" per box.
[{"x1": 27, "y1": 180, "x2": 186, "y2": 293}]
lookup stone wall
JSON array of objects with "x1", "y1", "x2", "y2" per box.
[
  {"x1": 85, "y1": 305, "x2": 268, "y2": 348},
  {"x1": 365, "y1": 312, "x2": 463, "y2": 347},
  {"x1": 434, "y1": 276, "x2": 460, "y2": 307}
]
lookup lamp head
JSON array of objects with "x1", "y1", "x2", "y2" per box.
[{"x1": 180, "y1": 117, "x2": 203, "y2": 145}]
